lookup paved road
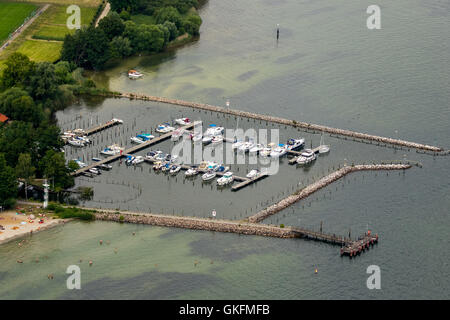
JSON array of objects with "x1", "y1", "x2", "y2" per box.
[{"x1": 0, "y1": 4, "x2": 50, "y2": 53}]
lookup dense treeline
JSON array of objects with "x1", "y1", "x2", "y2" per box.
[
  {"x1": 62, "y1": 0, "x2": 202, "y2": 70},
  {"x1": 0, "y1": 53, "x2": 99, "y2": 208}
]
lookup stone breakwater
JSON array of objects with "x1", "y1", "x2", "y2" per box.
[
  {"x1": 94, "y1": 210, "x2": 295, "y2": 238},
  {"x1": 117, "y1": 92, "x2": 443, "y2": 152},
  {"x1": 248, "y1": 164, "x2": 412, "y2": 223}
]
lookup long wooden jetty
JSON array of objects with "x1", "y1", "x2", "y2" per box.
[
  {"x1": 92, "y1": 209, "x2": 378, "y2": 257},
  {"x1": 248, "y1": 164, "x2": 412, "y2": 223},
  {"x1": 84, "y1": 119, "x2": 123, "y2": 136},
  {"x1": 71, "y1": 123, "x2": 195, "y2": 176},
  {"x1": 231, "y1": 172, "x2": 269, "y2": 191},
  {"x1": 116, "y1": 92, "x2": 444, "y2": 153}
]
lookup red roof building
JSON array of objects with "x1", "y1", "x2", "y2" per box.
[{"x1": 0, "y1": 113, "x2": 9, "y2": 123}]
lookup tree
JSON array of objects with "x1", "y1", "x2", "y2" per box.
[
  {"x1": 182, "y1": 14, "x2": 202, "y2": 36},
  {"x1": 109, "y1": 0, "x2": 140, "y2": 13},
  {"x1": 0, "y1": 88, "x2": 44, "y2": 127},
  {"x1": 39, "y1": 150, "x2": 73, "y2": 191},
  {"x1": 0, "y1": 121, "x2": 35, "y2": 167},
  {"x1": 98, "y1": 12, "x2": 125, "y2": 41},
  {"x1": 154, "y1": 6, "x2": 182, "y2": 28},
  {"x1": 0, "y1": 52, "x2": 35, "y2": 90},
  {"x1": 0, "y1": 154, "x2": 17, "y2": 208},
  {"x1": 15, "y1": 153, "x2": 35, "y2": 200},
  {"x1": 163, "y1": 21, "x2": 178, "y2": 41},
  {"x1": 136, "y1": 24, "x2": 165, "y2": 52},
  {"x1": 67, "y1": 160, "x2": 80, "y2": 172},
  {"x1": 61, "y1": 27, "x2": 111, "y2": 70},
  {"x1": 27, "y1": 62, "x2": 58, "y2": 102},
  {"x1": 110, "y1": 36, "x2": 132, "y2": 59}
]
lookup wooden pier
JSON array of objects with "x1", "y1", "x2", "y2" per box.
[
  {"x1": 231, "y1": 173, "x2": 269, "y2": 191},
  {"x1": 71, "y1": 123, "x2": 195, "y2": 176},
  {"x1": 290, "y1": 227, "x2": 379, "y2": 257},
  {"x1": 84, "y1": 119, "x2": 123, "y2": 136}
]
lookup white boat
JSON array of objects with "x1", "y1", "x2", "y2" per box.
[
  {"x1": 132, "y1": 156, "x2": 144, "y2": 165},
  {"x1": 192, "y1": 133, "x2": 202, "y2": 142},
  {"x1": 217, "y1": 172, "x2": 234, "y2": 186},
  {"x1": 286, "y1": 138, "x2": 305, "y2": 151},
  {"x1": 88, "y1": 168, "x2": 100, "y2": 175},
  {"x1": 246, "y1": 169, "x2": 260, "y2": 179},
  {"x1": 171, "y1": 128, "x2": 185, "y2": 141},
  {"x1": 92, "y1": 157, "x2": 101, "y2": 162},
  {"x1": 211, "y1": 135, "x2": 223, "y2": 144},
  {"x1": 202, "y1": 170, "x2": 216, "y2": 181},
  {"x1": 232, "y1": 140, "x2": 244, "y2": 150},
  {"x1": 97, "y1": 164, "x2": 112, "y2": 170},
  {"x1": 68, "y1": 139, "x2": 85, "y2": 147},
  {"x1": 318, "y1": 134, "x2": 330, "y2": 154},
  {"x1": 204, "y1": 124, "x2": 224, "y2": 136},
  {"x1": 128, "y1": 70, "x2": 143, "y2": 79},
  {"x1": 238, "y1": 141, "x2": 255, "y2": 153},
  {"x1": 185, "y1": 167, "x2": 198, "y2": 176},
  {"x1": 174, "y1": 117, "x2": 191, "y2": 125},
  {"x1": 270, "y1": 144, "x2": 287, "y2": 158},
  {"x1": 100, "y1": 144, "x2": 123, "y2": 156},
  {"x1": 146, "y1": 150, "x2": 163, "y2": 161},
  {"x1": 169, "y1": 165, "x2": 181, "y2": 175},
  {"x1": 249, "y1": 144, "x2": 264, "y2": 154},
  {"x1": 216, "y1": 165, "x2": 229, "y2": 173},
  {"x1": 156, "y1": 123, "x2": 175, "y2": 133},
  {"x1": 111, "y1": 118, "x2": 124, "y2": 124},
  {"x1": 125, "y1": 155, "x2": 135, "y2": 165},
  {"x1": 296, "y1": 149, "x2": 317, "y2": 165},
  {"x1": 202, "y1": 135, "x2": 213, "y2": 144},
  {"x1": 131, "y1": 134, "x2": 154, "y2": 144},
  {"x1": 260, "y1": 143, "x2": 276, "y2": 157}
]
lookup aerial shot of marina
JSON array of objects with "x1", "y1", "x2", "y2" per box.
[{"x1": 0, "y1": 0, "x2": 449, "y2": 306}]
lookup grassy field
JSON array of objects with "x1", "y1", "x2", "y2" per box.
[
  {"x1": 0, "y1": 1, "x2": 37, "y2": 43},
  {"x1": 13, "y1": 0, "x2": 101, "y2": 7},
  {"x1": 0, "y1": 2, "x2": 100, "y2": 66},
  {"x1": 32, "y1": 5, "x2": 97, "y2": 41},
  {"x1": 16, "y1": 40, "x2": 62, "y2": 62}
]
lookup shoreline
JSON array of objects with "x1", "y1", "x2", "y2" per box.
[{"x1": 0, "y1": 211, "x2": 69, "y2": 245}]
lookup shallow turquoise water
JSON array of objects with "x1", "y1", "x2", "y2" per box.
[{"x1": 1, "y1": 0, "x2": 449, "y2": 299}]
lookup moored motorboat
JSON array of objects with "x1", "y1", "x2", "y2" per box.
[
  {"x1": 269, "y1": 144, "x2": 287, "y2": 158},
  {"x1": 146, "y1": 150, "x2": 163, "y2": 161},
  {"x1": 97, "y1": 164, "x2": 112, "y2": 170},
  {"x1": 156, "y1": 123, "x2": 175, "y2": 133},
  {"x1": 131, "y1": 133, "x2": 154, "y2": 144},
  {"x1": 153, "y1": 161, "x2": 163, "y2": 170},
  {"x1": 211, "y1": 135, "x2": 223, "y2": 144},
  {"x1": 202, "y1": 170, "x2": 216, "y2": 181},
  {"x1": 185, "y1": 166, "x2": 198, "y2": 176},
  {"x1": 286, "y1": 138, "x2": 305, "y2": 151},
  {"x1": 73, "y1": 159, "x2": 87, "y2": 168},
  {"x1": 100, "y1": 144, "x2": 123, "y2": 156},
  {"x1": 68, "y1": 139, "x2": 85, "y2": 147},
  {"x1": 238, "y1": 141, "x2": 255, "y2": 153},
  {"x1": 89, "y1": 168, "x2": 101, "y2": 175},
  {"x1": 174, "y1": 117, "x2": 191, "y2": 125},
  {"x1": 169, "y1": 165, "x2": 181, "y2": 175},
  {"x1": 249, "y1": 144, "x2": 264, "y2": 154},
  {"x1": 132, "y1": 156, "x2": 144, "y2": 165},
  {"x1": 171, "y1": 128, "x2": 185, "y2": 141},
  {"x1": 296, "y1": 149, "x2": 317, "y2": 165},
  {"x1": 217, "y1": 172, "x2": 234, "y2": 186},
  {"x1": 246, "y1": 169, "x2": 260, "y2": 179},
  {"x1": 232, "y1": 140, "x2": 244, "y2": 150}
]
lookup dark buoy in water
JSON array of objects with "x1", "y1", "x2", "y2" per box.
[{"x1": 276, "y1": 23, "x2": 280, "y2": 40}]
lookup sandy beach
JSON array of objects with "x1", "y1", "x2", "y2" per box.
[{"x1": 0, "y1": 209, "x2": 67, "y2": 245}]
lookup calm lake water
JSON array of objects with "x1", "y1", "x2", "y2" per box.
[{"x1": 1, "y1": 0, "x2": 449, "y2": 299}]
